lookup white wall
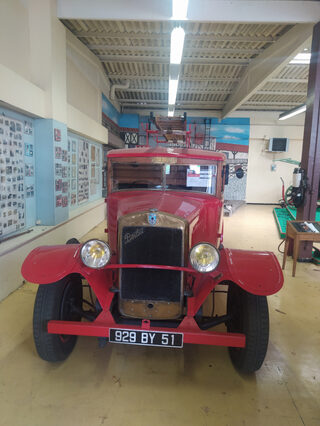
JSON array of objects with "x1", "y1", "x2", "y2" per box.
[
  {"x1": 0, "y1": 0, "x2": 31, "y2": 82},
  {"x1": 0, "y1": 0, "x2": 110, "y2": 145},
  {"x1": 67, "y1": 58, "x2": 101, "y2": 122},
  {"x1": 239, "y1": 111, "x2": 305, "y2": 204},
  {"x1": 228, "y1": 111, "x2": 305, "y2": 204}
]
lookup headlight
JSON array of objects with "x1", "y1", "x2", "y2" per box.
[
  {"x1": 190, "y1": 243, "x2": 220, "y2": 273},
  {"x1": 80, "y1": 240, "x2": 111, "y2": 269}
]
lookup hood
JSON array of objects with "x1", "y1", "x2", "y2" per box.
[{"x1": 107, "y1": 190, "x2": 223, "y2": 250}]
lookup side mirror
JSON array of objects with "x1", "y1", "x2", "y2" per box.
[{"x1": 224, "y1": 164, "x2": 229, "y2": 185}]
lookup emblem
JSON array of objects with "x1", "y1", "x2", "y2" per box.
[{"x1": 148, "y1": 208, "x2": 158, "y2": 226}]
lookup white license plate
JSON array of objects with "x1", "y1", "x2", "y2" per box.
[{"x1": 109, "y1": 328, "x2": 183, "y2": 348}]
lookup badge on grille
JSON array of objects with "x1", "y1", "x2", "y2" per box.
[{"x1": 148, "y1": 209, "x2": 157, "y2": 226}]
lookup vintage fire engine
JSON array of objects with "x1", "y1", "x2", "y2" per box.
[{"x1": 22, "y1": 146, "x2": 283, "y2": 373}]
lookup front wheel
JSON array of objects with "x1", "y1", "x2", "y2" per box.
[
  {"x1": 227, "y1": 283, "x2": 269, "y2": 373},
  {"x1": 33, "y1": 275, "x2": 83, "y2": 362}
]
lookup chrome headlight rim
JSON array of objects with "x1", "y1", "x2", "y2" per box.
[
  {"x1": 189, "y1": 242, "x2": 220, "y2": 273},
  {"x1": 80, "y1": 239, "x2": 111, "y2": 269}
]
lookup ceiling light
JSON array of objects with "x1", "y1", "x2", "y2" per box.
[
  {"x1": 168, "y1": 79, "x2": 179, "y2": 105},
  {"x1": 168, "y1": 110, "x2": 174, "y2": 117},
  {"x1": 290, "y1": 52, "x2": 311, "y2": 65},
  {"x1": 172, "y1": 0, "x2": 189, "y2": 20},
  {"x1": 170, "y1": 27, "x2": 185, "y2": 65},
  {"x1": 278, "y1": 104, "x2": 306, "y2": 121}
]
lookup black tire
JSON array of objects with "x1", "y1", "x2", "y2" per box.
[
  {"x1": 66, "y1": 238, "x2": 80, "y2": 244},
  {"x1": 227, "y1": 283, "x2": 269, "y2": 374},
  {"x1": 33, "y1": 275, "x2": 82, "y2": 362}
]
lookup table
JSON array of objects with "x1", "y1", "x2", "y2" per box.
[{"x1": 282, "y1": 220, "x2": 320, "y2": 277}]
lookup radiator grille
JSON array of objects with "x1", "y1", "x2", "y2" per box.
[{"x1": 120, "y1": 226, "x2": 183, "y2": 302}]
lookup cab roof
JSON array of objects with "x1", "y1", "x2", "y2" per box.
[{"x1": 108, "y1": 146, "x2": 226, "y2": 162}]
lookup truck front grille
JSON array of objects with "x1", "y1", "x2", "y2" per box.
[{"x1": 120, "y1": 226, "x2": 183, "y2": 302}]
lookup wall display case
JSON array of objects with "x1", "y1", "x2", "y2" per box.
[
  {"x1": 0, "y1": 115, "x2": 32, "y2": 238},
  {"x1": 53, "y1": 133, "x2": 69, "y2": 209},
  {"x1": 68, "y1": 132, "x2": 103, "y2": 209}
]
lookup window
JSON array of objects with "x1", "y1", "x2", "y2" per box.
[
  {"x1": 113, "y1": 163, "x2": 162, "y2": 190},
  {"x1": 112, "y1": 162, "x2": 218, "y2": 195}
]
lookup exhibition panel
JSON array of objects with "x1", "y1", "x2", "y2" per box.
[
  {"x1": 0, "y1": 108, "x2": 103, "y2": 239},
  {"x1": 0, "y1": 107, "x2": 35, "y2": 238}
]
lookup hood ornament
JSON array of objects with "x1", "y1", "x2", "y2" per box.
[{"x1": 148, "y1": 208, "x2": 158, "y2": 226}]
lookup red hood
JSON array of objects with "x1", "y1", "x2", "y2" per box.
[{"x1": 107, "y1": 190, "x2": 223, "y2": 253}]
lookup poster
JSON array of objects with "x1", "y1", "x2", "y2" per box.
[
  {"x1": 0, "y1": 117, "x2": 25, "y2": 237},
  {"x1": 186, "y1": 167, "x2": 211, "y2": 187}
]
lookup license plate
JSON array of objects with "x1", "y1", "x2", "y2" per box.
[{"x1": 109, "y1": 328, "x2": 183, "y2": 348}]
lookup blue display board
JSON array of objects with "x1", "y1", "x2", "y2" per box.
[{"x1": 34, "y1": 119, "x2": 68, "y2": 225}]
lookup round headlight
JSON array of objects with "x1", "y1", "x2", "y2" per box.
[
  {"x1": 190, "y1": 243, "x2": 220, "y2": 273},
  {"x1": 80, "y1": 240, "x2": 111, "y2": 269}
]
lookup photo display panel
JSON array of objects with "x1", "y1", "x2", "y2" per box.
[
  {"x1": 78, "y1": 138, "x2": 89, "y2": 203},
  {"x1": 68, "y1": 136, "x2": 77, "y2": 206},
  {"x1": 54, "y1": 130, "x2": 69, "y2": 209},
  {"x1": 0, "y1": 116, "x2": 25, "y2": 237},
  {"x1": 68, "y1": 131, "x2": 103, "y2": 209}
]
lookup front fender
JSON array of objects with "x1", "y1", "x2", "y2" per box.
[
  {"x1": 21, "y1": 245, "x2": 113, "y2": 309},
  {"x1": 21, "y1": 245, "x2": 82, "y2": 284},
  {"x1": 218, "y1": 248, "x2": 283, "y2": 296}
]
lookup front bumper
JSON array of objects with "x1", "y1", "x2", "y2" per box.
[{"x1": 48, "y1": 313, "x2": 246, "y2": 348}]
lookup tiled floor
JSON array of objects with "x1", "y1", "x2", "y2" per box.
[{"x1": 0, "y1": 205, "x2": 319, "y2": 426}]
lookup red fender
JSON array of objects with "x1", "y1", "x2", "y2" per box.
[
  {"x1": 21, "y1": 245, "x2": 81, "y2": 284},
  {"x1": 21, "y1": 245, "x2": 114, "y2": 310},
  {"x1": 218, "y1": 248, "x2": 283, "y2": 296}
]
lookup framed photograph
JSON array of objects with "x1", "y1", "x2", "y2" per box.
[
  {"x1": 26, "y1": 185, "x2": 34, "y2": 198},
  {"x1": 55, "y1": 179, "x2": 62, "y2": 191},
  {"x1": 25, "y1": 143, "x2": 34, "y2": 157},
  {"x1": 96, "y1": 147, "x2": 100, "y2": 165},
  {"x1": 71, "y1": 179, "x2": 76, "y2": 191},
  {"x1": 55, "y1": 147, "x2": 62, "y2": 159},
  {"x1": 91, "y1": 145, "x2": 96, "y2": 162},
  {"x1": 25, "y1": 164, "x2": 34, "y2": 177},
  {"x1": 54, "y1": 128, "x2": 61, "y2": 141},
  {"x1": 62, "y1": 181, "x2": 68, "y2": 193},
  {"x1": 56, "y1": 195, "x2": 62, "y2": 207},
  {"x1": 55, "y1": 163, "x2": 62, "y2": 176},
  {"x1": 62, "y1": 150, "x2": 68, "y2": 162},
  {"x1": 62, "y1": 195, "x2": 68, "y2": 207},
  {"x1": 24, "y1": 121, "x2": 33, "y2": 135},
  {"x1": 62, "y1": 166, "x2": 68, "y2": 178}
]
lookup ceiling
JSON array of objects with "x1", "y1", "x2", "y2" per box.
[{"x1": 61, "y1": 18, "x2": 311, "y2": 116}]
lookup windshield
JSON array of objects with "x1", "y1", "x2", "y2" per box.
[{"x1": 112, "y1": 162, "x2": 217, "y2": 195}]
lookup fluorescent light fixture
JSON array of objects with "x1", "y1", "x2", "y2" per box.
[
  {"x1": 168, "y1": 110, "x2": 174, "y2": 117},
  {"x1": 279, "y1": 104, "x2": 306, "y2": 121},
  {"x1": 172, "y1": 0, "x2": 188, "y2": 20},
  {"x1": 170, "y1": 27, "x2": 185, "y2": 65},
  {"x1": 168, "y1": 79, "x2": 179, "y2": 105},
  {"x1": 290, "y1": 52, "x2": 311, "y2": 65}
]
